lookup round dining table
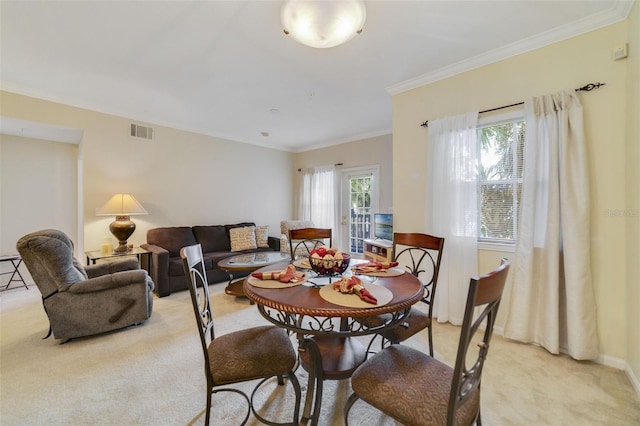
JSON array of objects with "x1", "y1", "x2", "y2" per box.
[{"x1": 243, "y1": 259, "x2": 424, "y2": 426}]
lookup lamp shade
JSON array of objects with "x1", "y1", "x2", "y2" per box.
[
  {"x1": 281, "y1": 0, "x2": 366, "y2": 49},
  {"x1": 96, "y1": 194, "x2": 147, "y2": 253},
  {"x1": 96, "y1": 193, "x2": 147, "y2": 216}
]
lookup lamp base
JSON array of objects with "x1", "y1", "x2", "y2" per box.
[
  {"x1": 113, "y1": 243, "x2": 132, "y2": 254},
  {"x1": 109, "y1": 216, "x2": 136, "y2": 254}
]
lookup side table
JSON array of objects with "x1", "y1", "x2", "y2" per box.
[
  {"x1": 85, "y1": 247, "x2": 151, "y2": 273},
  {"x1": 0, "y1": 254, "x2": 28, "y2": 291}
]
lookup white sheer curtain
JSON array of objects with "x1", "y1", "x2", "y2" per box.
[
  {"x1": 504, "y1": 91, "x2": 599, "y2": 360},
  {"x1": 426, "y1": 112, "x2": 479, "y2": 325},
  {"x1": 298, "y1": 165, "x2": 336, "y2": 230}
]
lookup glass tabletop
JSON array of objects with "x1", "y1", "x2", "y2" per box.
[{"x1": 85, "y1": 247, "x2": 150, "y2": 261}]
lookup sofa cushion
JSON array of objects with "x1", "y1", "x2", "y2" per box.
[
  {"x1": 229, "y1": 226, "x2": 257, "y2": 252},
  {"x1": 168, "y1": 256, "x2": 214, "y2": 276},
  {"x1": 193, "y1": 225, "x2": 229, "y2": 252},
  {"x1": 168, "y1": 257, "x2": 186, "y2": 277},
  {"x1": 255, "y1": 225, "x2": 269, "y2": 248},
  {"x1": 147, "y1": 227, "x2": 198, "y2": 257}
]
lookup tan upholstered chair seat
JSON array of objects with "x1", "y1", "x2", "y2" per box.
[
  {"x1": 350, "y1": 345, "x2": 479, "y2": 426},
  {"x1": 208, "y1": 325, "x2": 297, "y2": 385}
]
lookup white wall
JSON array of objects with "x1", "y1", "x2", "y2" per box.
[
  {"x1": 624, "y1": 1, "x2": 640, "y2": 391},
  {"x1": 0, "y1": 91, "x2": 295, "y2": 257},
  {"x1": 391, "y1": 21, "x2": 634, "y2": 365},
  {"x1": 294, "y1": 134, "x2": 393, "y2": 248},
  {"x1": 0, "y1": 134, "x2": 78, "y2": 269},
  {"x1": 294, "y1": 133, "x2": 393, "y2": 213}
]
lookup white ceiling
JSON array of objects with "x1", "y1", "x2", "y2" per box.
[{"x1": 0, "y1": 1, "x2": 633, "y2": 152}]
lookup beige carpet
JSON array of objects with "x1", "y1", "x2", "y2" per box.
[{"x1": 1, "y1": 283, "x2": 638, "y2": 426}]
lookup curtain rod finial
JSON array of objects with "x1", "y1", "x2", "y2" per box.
[{"x1": 576, "y1": 82, "x2": 605, "y2": 92}]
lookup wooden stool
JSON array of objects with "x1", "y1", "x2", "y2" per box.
[{"x1": 0, "y1": 254, "x2": 28, "y2": 291}]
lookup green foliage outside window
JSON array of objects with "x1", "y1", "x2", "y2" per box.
[
  {"x1": 349, "y1": 175, "x2": 372, "y2": 253},
  {"x1": 478, "y1": 119, "x2": 525, "y2": 243}
]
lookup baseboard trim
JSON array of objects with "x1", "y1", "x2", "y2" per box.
[{"x1": 624, "y1": 363, "x2": 640, "y2": 398}]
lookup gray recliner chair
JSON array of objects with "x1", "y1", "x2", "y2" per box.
[{"x1": 16, "y1": 229, "x2": 154, "y2": 341}]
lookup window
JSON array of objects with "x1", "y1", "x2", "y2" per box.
[{"x1": 477, "y1": 117, "x2": 525, "y2": 244}]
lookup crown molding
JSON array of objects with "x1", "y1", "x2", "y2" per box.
[
  {"x1": 293, "y1": 128, "x2": 392, "y2": 153},
  {"x1": 386, "y1": 1, "x2": 635, "y2": 96},
  {"x1": 2, "y1": 83, "x2": 390, "y2": 153}
]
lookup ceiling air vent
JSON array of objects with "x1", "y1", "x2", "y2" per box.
[{"x1": 130, "y1": 123, "x2": 153, "y2": 140}]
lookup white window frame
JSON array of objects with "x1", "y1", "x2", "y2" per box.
[{"x1": 477, "y1": 110, "x2": 525, "y2": 252}]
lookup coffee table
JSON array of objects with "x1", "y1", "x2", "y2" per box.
[{"x1": 218, "y1": 252, "x2": 290, "y2": 301}]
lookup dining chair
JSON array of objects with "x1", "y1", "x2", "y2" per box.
[
  {"x1": 288, "y1": 227, "x2": 332, "y2": 260},
  {"x1": 359, "y1": 232, "x2": 445, "y2": 356},
  {"x1": 180, "y1": 244, "x2": 301, "y2": 426},
  {"x1": 345, "y1": 258, "x2": 510, "y2": 426}
]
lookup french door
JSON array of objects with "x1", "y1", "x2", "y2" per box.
[{"x1": 339, "y1": 166, "x2": 379, "y2": 256}]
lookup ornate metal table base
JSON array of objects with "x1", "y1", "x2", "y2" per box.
[
  {"x1": 256, "y1": 306, "x2": 410, "y2": 425},
  {"x1": 244, "y1": 260, "x2": 424, "y2": 426},
  {"x1": 298, "y1": 336, "x2": 366, "y2": 425}
]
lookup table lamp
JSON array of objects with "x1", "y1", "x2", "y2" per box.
[{"x1": 96, "y1": 193, "x2": 147, "y2": 253}]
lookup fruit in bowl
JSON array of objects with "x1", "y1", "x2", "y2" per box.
[{"x1": 309, "y1": 246, "x2": 351, "y2": 276}]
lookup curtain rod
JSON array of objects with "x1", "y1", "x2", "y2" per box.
[
  {"x1": 297, "y1": 163, "x2": 343, "y2": 172},
  {"x1": 420, "y1": 82, "x2": 605, "y2": 128}
]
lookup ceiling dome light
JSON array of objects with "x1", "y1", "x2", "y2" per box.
[{"x1": 281, "y1": 0, "x2": 366, "y2": 49}]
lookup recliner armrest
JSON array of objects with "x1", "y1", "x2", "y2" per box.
[
  {"x1": 68, "y1": 270, "x2": 149, "y2": 294},
  {"x1": 85, "y1": 258, "x2": 140, "y2": 278}
]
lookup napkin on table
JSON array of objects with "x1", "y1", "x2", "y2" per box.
[
  {"x1": 332, "y1": 276, "x2": 378, "y2": 304},
  {"x1": 251, "y1": 264, "x2": 304, "y2": 283},
  {"x1": 352, "y1": 261, "x2": 399, "y2": 274}
]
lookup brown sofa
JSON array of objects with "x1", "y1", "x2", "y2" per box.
[{"x1": 142, "y1": 222, "x2": 279, "y2": 297}]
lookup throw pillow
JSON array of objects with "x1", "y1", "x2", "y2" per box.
[
  {"x1": 255, "y1": 225, "x2": 269, "y2": 248},
  {"x1": 230, "y1": 226, "x2": 257, "y2": 252}
]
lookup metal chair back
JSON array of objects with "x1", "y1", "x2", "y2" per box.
[
  {"x1": 181, "y1": 244, "x2": 215, "y2": 365},
  {"x1": 288, "y1": 227, "x2": 332, "y2": 260},
  {"x1": 447, "y1": 258, "x2": 510, "y2": 424}
]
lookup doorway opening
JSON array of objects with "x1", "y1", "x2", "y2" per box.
[{"x1": 340, "y1": 166, "x2": 379, "y2": 256}]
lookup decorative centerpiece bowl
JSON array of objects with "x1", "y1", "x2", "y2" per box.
[{"x1": 309, "y1": 246, "x2": 351, "y2": 276}]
